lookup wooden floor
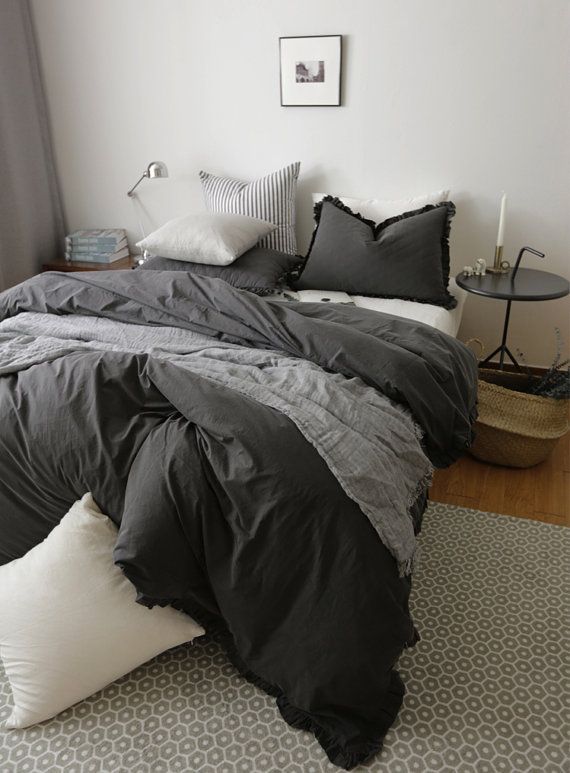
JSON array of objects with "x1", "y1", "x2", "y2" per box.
[{"x1": 430, "y1": 431, "x2": 570, "y2": 526}]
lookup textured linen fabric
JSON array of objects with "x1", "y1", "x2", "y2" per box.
[
  {"x1": 199, "y1": 162, "x2": 301, "y2": 254},
  {"x1": 0, "y1": 493, "x2": 204, "y2": 729},
  {"x1": 0, "y1": 271, "x2": 478, "y2": 467},
  {"x1": 0, "y1": 344, "x2": 423, "y2": 768},
  {"x1": 0, "y1": 310, "x2": 430, "y2": 573},
  {"x1": 138, "y1": 246, "x2": 301, "y2": 295},
  {"x1": 136, "y1": 212, "x2": 276, "y2": 265},
  {"x1": 311, "y1": 188, "x2": 449, "y2": 223},
  {"x1": 0, "y1": 272, "x2": 477, "y2": 767},
  {"x1": 296, "y1": 198, "x2": 457, "y2": 308}
]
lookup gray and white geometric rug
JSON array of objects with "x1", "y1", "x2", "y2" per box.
[{"x1": 1, "y1": 503, "x2": 568, "y2": 772}]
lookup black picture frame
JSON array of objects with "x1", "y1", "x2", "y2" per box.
[{"x1": 279, "y1": 35, "x2": 342, "y2": 107}]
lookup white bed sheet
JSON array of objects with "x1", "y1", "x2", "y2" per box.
[{"x1": 274, "y1": 279, "x2": 467, "y2": 337}]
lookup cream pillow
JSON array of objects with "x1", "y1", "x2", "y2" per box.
[
  {"x1": 311, "y1": 189, "x2": 450, "y2": 223},
  {"x1": 0, "y1": 493, "x2": 204, "y2": 729},
  {"x1": 137, "y1": 212, "x2": 276, "y2": 265}
]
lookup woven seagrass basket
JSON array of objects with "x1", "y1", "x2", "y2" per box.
[{"x1": 470, "y1": 368, "x2": 569, "y2": 468}]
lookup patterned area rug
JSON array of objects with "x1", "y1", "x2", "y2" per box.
[{"x1": 1, "y1": 503, "x2": 568, "y2": 773}]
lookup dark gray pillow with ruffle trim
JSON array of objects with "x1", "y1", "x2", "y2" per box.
[
  {"x1": 138, "y1": 246, "x2": 302, "y2": 296},
  {"x1": 295, "y1": 197, "x2": 457, "y2": 309}
]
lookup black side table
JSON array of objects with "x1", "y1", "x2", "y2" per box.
[{"x1": 455, "y1": 268, "x2": 569, "y2": 369}]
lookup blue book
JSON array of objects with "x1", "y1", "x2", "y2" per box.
[
  {"x1": 67, "y1": 229, "x2": 127, "y2": 246},
  {"x1": 66, "y1": 246, "x2": 130, "y2": 263},
  {"x1": 68, "y1": 238, "x2": 127, "y2": 254}
]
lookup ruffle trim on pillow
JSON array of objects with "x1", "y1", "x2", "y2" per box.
[
  {"x1": 352, "y1": 288, "x2": 457, "y2": 310},
  {"x1": 235, "y1": 264, "x2": 303, "y2": 296},
  {"x1": 376, "y1": 200, "x2": 457, "y2": 310},
  {"x1": 315, "y1": 195, "x2": 378, "y2": 230},
  {"x1": 302, "y1": 196, "x2": 378, "y2": 268},
  {"x1": 300, "y1": 196, "x2": 458, "y2": 310},
  {"x1": 136, "y1": 260, "x2": 304, "y2": 297}
]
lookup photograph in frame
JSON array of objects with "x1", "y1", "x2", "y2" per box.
[{"x1": 280, "y1": 35, "x2": 342, "y2": 106}]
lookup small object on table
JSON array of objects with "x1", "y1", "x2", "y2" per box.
[
  {"x1": 474, "y1": 258, "x2": 487, "y2": 276},
  {"x1": 137, "y1": 249, "x2": 151, "y2": 267},
  {"x1": 42, "y1": 256, "x2": 135, "y2": 272},
  {"x1": 487, "y1": 192, "x2": 511, "y2": 274},
  {"x1": 456, "y1": 252, "x2": 569, "y2": 370}
]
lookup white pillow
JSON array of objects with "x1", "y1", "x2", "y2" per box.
[
  {"x1": 311, "y1": 189, "x2": 450, "y2": 223},
  {"x1": 0, "y1": 493, "x2": 204, "y2": 729},
  {"x1": 137, "y1": 212, "x2": 276, "y2": 265}
]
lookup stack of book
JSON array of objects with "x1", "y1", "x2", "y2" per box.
[{"x1": 65, "y1": 229, "x2": 129, "y2": 263}]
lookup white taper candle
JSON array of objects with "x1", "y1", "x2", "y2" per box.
[{"x1": 496, "y1": 192, "x2": 507, "y2": 247}]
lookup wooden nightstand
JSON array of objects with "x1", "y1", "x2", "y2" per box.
[{"x1": 42, "y1": 256, "x2": 135, "y2": 272}]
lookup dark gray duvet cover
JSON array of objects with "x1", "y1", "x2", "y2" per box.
[{"x1": 0, "y1": 271, "x2": 477, "y2": 769}]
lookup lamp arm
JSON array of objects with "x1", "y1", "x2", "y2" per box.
[
  {"x1": 127, "y1": 171, "x2": 148, "y2": 197},
  {"x1": 511, "y1": 246, "x2": 545, "y2": 281}
]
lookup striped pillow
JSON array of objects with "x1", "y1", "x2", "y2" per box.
[{"x1": 199, "y1": 162, "x2": 301, "y2": 254}]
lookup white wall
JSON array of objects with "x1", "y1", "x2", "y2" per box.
[{"x1": 31, "y1": 0, "x2": 569, "y2": 366}]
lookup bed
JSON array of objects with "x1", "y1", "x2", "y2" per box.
[
  {"x1": 0, "y1": 264, "x2": 476, "y2": 769},
  {"x1": 0, "y1": 180, "x2": 477, "y2": 767}
]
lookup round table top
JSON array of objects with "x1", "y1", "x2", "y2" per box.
[{"x1": 455, "y1": 267, "x2": 570, "y2": 301}]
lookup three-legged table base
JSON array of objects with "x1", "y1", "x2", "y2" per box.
[{"x1": 480, "y1": 300, "x2": 521, "y2": 370}]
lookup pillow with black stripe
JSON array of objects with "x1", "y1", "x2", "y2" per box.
[
  {"x1": 295, "y1": 197, "x2": 457, "y2": 309},
  {"x1": 138, "y1": 246, "x2": 302, "y2": 296},
  {"x1": 199, "y1": 162, "x2": 300, "y2": 255}
]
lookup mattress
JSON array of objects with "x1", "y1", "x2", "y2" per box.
[{"x1": 273, "y1": 278, "x2": 467, "y2": 338}]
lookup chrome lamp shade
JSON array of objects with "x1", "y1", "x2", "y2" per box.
[{"x1": 127, "y1": 161, "x2": 169, "y2": 197}]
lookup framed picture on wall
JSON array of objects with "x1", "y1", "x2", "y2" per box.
[{"x1": 279, "y1": 35, "x2": 342, "y2": 106}]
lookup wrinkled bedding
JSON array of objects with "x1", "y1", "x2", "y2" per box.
[
  {"x1": 0, "y1": 271, "x2": 478, "y2": 769},
  {"x1": 268, "y1": 276, "x2": 468, "y2": 337},
  {"x1": 0, "y1": 311, "x2": 430, "y2": 574}
]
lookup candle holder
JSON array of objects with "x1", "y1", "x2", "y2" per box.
[{"x1": 487, "y1": 245, "x2": 511, "y2": 274}]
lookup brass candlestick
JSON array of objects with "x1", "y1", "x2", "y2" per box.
[{"x1": 487, "y1": 244, "x2": 510, "y2": 274}]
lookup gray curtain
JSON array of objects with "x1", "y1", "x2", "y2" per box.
[{"x1": 0, "y1": 0, "x2": 65, "y2": 292}]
